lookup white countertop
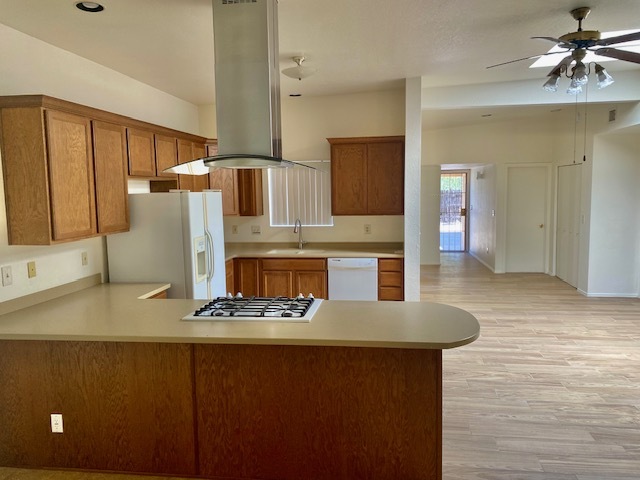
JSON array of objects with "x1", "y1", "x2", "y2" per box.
[
  {"x1": 224, "y1": 242, "x2": 404, "y2": 260},
  {"x1": 0, "y1": 283, "x2": 479, "y2": 349}
]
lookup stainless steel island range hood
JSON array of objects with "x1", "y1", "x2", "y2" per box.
[{"x1": 166, "y1": 0, "x2": 294, "y2": 173}]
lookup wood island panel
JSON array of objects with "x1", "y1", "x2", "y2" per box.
[
  {"x1": 0, "y1": 340, "x2": 197, "y2": 476},
  {"x1": 195, "y1": 344, "x2": 442, "y2": 480}
]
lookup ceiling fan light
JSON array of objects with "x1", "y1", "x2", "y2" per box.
[
  {"x1": 566, "y1": 81, "x2": 583, "y2": 95},
  {"x1": 542, "y1": 74, "x2": 561, "y2": 92},
  {"x1": 595, "y1": 64, "x2": 615, "y2": 89},
  {"x1": 571, "y1": 62, "x2": 589, "y2": 86}
]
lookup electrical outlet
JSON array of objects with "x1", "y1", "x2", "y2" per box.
[
  {"x1": 231, "y1": 225, "x2": 239, "y2": 234},
  {"x1": 251, "y1": 225, "x2": 261, "y2": 234},
  {"x1": 364, "y1": 224, "x2": 372, "y2": 235},
  {"x1": 1, "y1": 266, "x2": 12, "y2": 286},
  {"x1": 27, "y1": 261, "x2": 37, "y2": 278},
  {"x1": 81, "y1": 251, "x2": 89, "y2": 266},
  {"x1": 50, "y1": 413, "x2": 63, "y2": 433}
]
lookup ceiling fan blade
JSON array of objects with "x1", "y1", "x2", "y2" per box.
[
  {"x1": 547, "y1": 54, "x2": 574, "y2": 75},
  {"x1": 596, "y1": 31, "x2": 640, "y2": 46},
  {"x1": 595, "y1": 48, "x2": 640, "y2": 64},
  {"x1": 531, "y1": 36, "x2": 576, "y2": 49},
  {"x1": 486, "y1": 50, "x2": 569, "y2": 69}
]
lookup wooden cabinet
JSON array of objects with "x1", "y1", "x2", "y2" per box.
[
  {"x1": 209, "y1": 168, "x2": 240, "y2": 215},
  {"x1": 225, "y1": 259, "x2": 234, "y2": 294},
  {"x1": 177, "y1": 139, "x2": 209, "y2": 192},
  {"x1": 233, "y1": 258, "x2": 260, "y2": 297},
  {"x1": 127, "y1": 128, "x2": 156, "y2": 176},
  {"x1": 327, "y1": 136, "x2": 404, "y2": 215},
  {"x1": 238, "y1": 169, "x2": 264, "y2": 216},
  {"x1": 92, "y1": 121, "x2": 129, "y2": 234},
  {"x1": 205, "y1": 141, "x2": 262, "y2": 216},
  {"x1": 209, "y1": 168, "x2": 262, "y2": 216},
  {"x1": 260, "y1": 258, "x2": 327, "y2": 299},
  {"x1": 154, "y1": 134, "x2": 178, "y2": 178},
  {"x1": 0, "y1": 102, "x2": 131, "y2": 244},
  {"x1": 378, "y1": 258, "x2": 404, "y2": 301}
]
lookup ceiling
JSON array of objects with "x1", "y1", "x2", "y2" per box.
[{"x1": 1, "y1": 0, "x2": 639, "y2": 124}]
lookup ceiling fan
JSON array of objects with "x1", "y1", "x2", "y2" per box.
[{"x1": 488, "y1": 7, "x2": 640, "y2": 93}]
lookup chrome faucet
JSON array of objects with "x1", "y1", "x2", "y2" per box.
[{"x1": 293, "y1": 219, "x2": 305, "y2": 250}]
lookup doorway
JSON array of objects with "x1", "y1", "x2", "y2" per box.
[
  {"x1": 440, "y1": 171, "x2": 468, "y2": 252},
  {"x1": 505, "y1": 165, "x2": 550, "y2": 272}
]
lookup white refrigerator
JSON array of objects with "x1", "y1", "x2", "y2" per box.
[{"x1": 107, "y1": 191, "x2": 226, "y2": 299}]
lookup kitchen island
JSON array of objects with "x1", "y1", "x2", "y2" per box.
[{"x1": 0, "y1": 281, "x2": 479, "y2": 480}]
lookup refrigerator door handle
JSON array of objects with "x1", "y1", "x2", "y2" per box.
[{"x1": 205, "y1": 229, "x2": 215, "y2": 283}]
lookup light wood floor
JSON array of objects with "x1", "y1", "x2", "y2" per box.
[
  {"x1": 2, "y1": 253, "x2": 638, "y2": 480},
  {"x1": 428, "y1": 254, "x2": 640, "y2": 480}
]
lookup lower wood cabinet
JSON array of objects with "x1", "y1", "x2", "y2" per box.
[
  {"x1": 225, "y1": 259, "x2": 234, "y2": 294},
  {"x1": 0, "y1": 340, "x2": 197, "y2": 475},
  {"x1": 378, "y1": 258, "x2": 404, "y2": 301},
  {"x1": 0, "y1": 339, "x2": 441, "y2": 480},
  {"x1": 233, "y1": 258, "x2": 260, "y2": 297},
  {"x1": 260, "y1": 258, "x2": 327, "y2": 299}
]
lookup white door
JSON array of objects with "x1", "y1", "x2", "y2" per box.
[
  {"x1": 505, "y1": 166, "x2": 549, "y2": 272},
  {"x1": 556, "y1": 165, "x2": 581, "y2": 287}
]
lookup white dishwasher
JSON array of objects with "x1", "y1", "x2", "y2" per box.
[{"x1": 327, "y1": 258, "x2": 378, "y2": 300}]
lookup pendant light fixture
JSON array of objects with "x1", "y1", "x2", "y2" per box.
[{"x1": 281, "y1": 56, "x2": 317, "y2": 81}]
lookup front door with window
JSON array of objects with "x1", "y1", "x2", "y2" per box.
[{"x1": 440, "y1": 172, "x2": 468, "y2": 252}]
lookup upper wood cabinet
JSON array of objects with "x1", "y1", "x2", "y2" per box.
[
  {"x1": 92, "y1": 121, "x2": 129, "y2": 235},
  {"x1": 154, "y1": 134, "x2": 178, "y2": 178},
  {"x1": 177, "y1": 139, "x2": 209, "y2": 192},
  {"x1": 127, "y1": 128, "x2": 156, "y2": 177},
  {"x1": 206, "y1": 141, "x2": 263, "y2": 216},
  {"x1": 0, "y1": 106, "x2": 97, "y2": 244},
  {"x1": 238, "y1": 170, "x2": 263, "y2": 216},
  {"x1": 327, "y1": 136, "x2": 404, "y2": 215}
]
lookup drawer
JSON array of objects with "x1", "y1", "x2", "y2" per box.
[
  {"x1": 378, "y1": 286, "x2": 403, "y2": 301},
  {"x1": 379, "y1": 271, "x2": 403, "y2": 287},
  {"x1": 378, "y1": 258, "x2": 403, "y2": 272},
  {"x1": 260, "y1": 258, "x2": 326, "y2": 271}
]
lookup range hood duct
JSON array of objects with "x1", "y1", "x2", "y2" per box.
[{"x1": 166, "y1": 0, "x2": 294, "y2": 173}]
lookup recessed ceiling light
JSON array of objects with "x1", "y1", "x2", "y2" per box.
[{"x1": 75, "y1": 2, "x2": 104, "y2": 13}]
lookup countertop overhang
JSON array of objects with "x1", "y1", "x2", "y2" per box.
[{"x1": 0, "y1": 283, "x2": 479, "y2": 349}]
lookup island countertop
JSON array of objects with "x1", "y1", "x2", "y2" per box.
[{"x1": 0, "y1": 283, "x2": 479, "y2": 349}]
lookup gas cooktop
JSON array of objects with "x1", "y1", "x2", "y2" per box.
[{"x1": 182, "y1": 294, "x2": 321, "y2": 322}]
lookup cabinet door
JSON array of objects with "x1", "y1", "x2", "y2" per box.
[
  {"x1": 155, "y1": 134, "x2": 178, "y2": 178},
  {"x1": 233, "y1": 258, "x2": 260, "y2": 297},
  {"x1": 295, "y1": 271, "x2": 327, "y2": 299},
  {"x1": 261, "y1": 270, "x2": 294, "y2": 297},
  {"x1": 238, "y1": 170, "x2": 263, "y2": 216},
  {"x1": 177, "y1": 140, "x2": 209, "y2": 192},
  {"x1": 225, "y1": 259, "x2": 234, "y2": 294},
  {"x1": 127, "y1": 128, "x2": 156, "y2": 176},
  {"x1": 209, "y1": 169, "x2": 240, "y2": 216},
  {"x1": 367, "y1": 142, "x2": 404, "y2": 215},
  {"x1": 331, "y1": 143, "x2": 367, "y2": 215},
  {"x1": 45, "y1": 110, "x2": 97, "y2": 241},
  {"x1": 92, "y1": 121, "x2": 129, "y2": 234}
]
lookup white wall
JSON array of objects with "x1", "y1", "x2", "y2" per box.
[
  {"x1": 212, "y1": 90, "x2": 407, "y2": 244},
  {"x1": 468, "y1": 165, "x2": 497, "y2": 270},
  {"x1": 586, "y1": 132, "x2": 640, "y2": 296},
  {"x1": 420, "y1": 165, "x2": 441, "y2": 265},
  {"x1": 0, "y1": 24, "x2": 201, "y2": 302}
]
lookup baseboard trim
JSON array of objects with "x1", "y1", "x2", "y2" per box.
[
  {"x1": 0, "y1": 274, "x2": 102, "y2": 316},
  {"x1": 468, "y1": 252, "x2": 496, "y2": 273},
  {"x1": 578, "y1": 288, "x2": 639, "y2": 298}
]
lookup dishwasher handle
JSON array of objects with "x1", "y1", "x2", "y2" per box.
[{"x1": 327, "y1": 258, "x2": 378, "y2": 270}]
